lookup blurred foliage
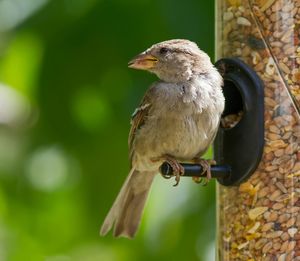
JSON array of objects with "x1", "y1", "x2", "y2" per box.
[{"x1": 0, "y1": 0, "x2": 215, "y2": 260}]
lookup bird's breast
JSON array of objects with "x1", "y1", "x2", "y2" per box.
[
  {"x1": 156, "y1": 112, "x2": 213, "y2": 159},
  {"x1": 134, "y1": 108, "x2": 215, "y2": 163},
  {"x1": 132, "y1": 79, "x2": 224, "y2": 170}
]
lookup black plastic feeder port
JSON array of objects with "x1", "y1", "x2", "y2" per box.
[{"x1": 214, "y1": 58, "x2": 264, "y2": 186}]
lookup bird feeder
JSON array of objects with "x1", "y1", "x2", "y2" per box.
[
  {"x1": 215, "y1": 0, "x2": 300, "y2": 260},
  {"x1": 159, "y1": 0, "x2": 300, "y2": 259}
]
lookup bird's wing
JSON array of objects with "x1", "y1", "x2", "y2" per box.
[{"x1": 128, "y1": 89, "x2": 153, "y2": 162}]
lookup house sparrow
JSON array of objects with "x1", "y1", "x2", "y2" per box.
[{"x1": 100, "y1": 39, "x2": 224, "y2": 238}]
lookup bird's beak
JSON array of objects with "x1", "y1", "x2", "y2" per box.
[{"x1": 128, "y1": 53, "x2": 158, "y2": 70}]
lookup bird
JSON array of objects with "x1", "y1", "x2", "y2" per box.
[{"x1": 100, "y1": 39, "x2": 225, "y2": 239}]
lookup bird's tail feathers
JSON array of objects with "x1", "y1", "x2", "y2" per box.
[{"x1": 100, "y1": 168, "x2": 155, "y2": 238}]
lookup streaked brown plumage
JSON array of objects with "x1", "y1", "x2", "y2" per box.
[{"x1": 100, "y1": 39, "x2": 225, "y2": 238}]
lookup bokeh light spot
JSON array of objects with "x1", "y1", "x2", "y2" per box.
[
  {"x1": 0, "y1": 83, "x2": 31, "y2": 126},
  {"x1": 0, "y1": 0, "x2": 48, "y2": 32},
  {"x1": 25, "y1": 146, "x2": 80, "y2": 192},
  {"x1": 0, "y1": 32, "x2": 43, "y2": 99}
]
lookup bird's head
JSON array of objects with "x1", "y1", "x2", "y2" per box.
[{"x1": 128, "y1": 39, "x2": 213, "y2": 83}]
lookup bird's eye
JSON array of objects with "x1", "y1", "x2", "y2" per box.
[{"x1": 159, "y1": 47, "x2": 169, "y2": 55}]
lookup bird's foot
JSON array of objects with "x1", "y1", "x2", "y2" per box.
[
  {"x1": 153, "y1": 155, "x2": 184, "y2": 186},
  {"x1": 192, "y1": 158, "x2": 216, "y2": 186}
]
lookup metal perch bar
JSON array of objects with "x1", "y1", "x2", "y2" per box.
[{"x1": 159, "y1": 162, "x2": 231, "y2": 179}]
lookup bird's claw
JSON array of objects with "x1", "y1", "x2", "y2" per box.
[
  {"x1": 192, "y1": 158, "x2": 216, "y2": 185},
  {"x1": 173, "y1": 165, "x2": 184, "y2": 187},
  {"x1": 166, "y1": 157, "x2": 184, "y2": 187},
  {"x1": 192, "y1": 176, "x2": 209, "y2": 186},
  {"x1": 155, "y1": 155, "x2": 185, "y2": 186},
  {"x1": 161, "y1": 174, "x2": 172, "y2": 179}
]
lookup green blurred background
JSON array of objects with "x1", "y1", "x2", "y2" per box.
[{"x1": 0, "y1": 0, "x2": 215, "y2": 260}]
